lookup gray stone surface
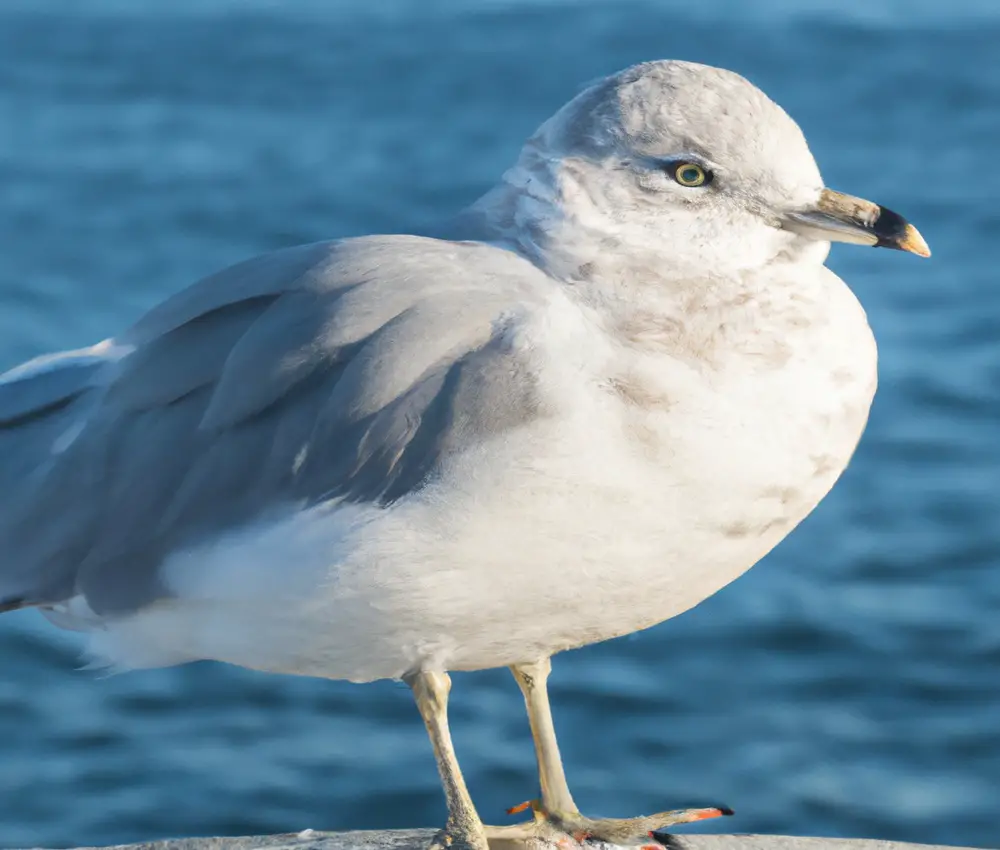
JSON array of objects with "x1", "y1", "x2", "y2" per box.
[{"x1": 29, "y1": 830, "x2": 982, "y2": 850}]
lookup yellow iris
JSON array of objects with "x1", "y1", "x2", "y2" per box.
[{"x1": 674, "y1": 163, "x2": 707, "y2": 187}]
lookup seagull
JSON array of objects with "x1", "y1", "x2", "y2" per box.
[{"x1": 0, "y1": 60, "x2": 928, "y2": 849}]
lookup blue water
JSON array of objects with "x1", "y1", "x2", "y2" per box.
[{"x1": 0, "y1": 2, "x2": 998, "y2": 848}]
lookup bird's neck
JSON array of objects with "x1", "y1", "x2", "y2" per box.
[
  {"x1": 451, "y1": 161, "x2": 835, "y2": 359},
  {"x1": 455, "y1": 159, "x2": 669, "y2": 290},
  {"x1": 454, "y1": 164, "x2": 735, "y2": 327}
]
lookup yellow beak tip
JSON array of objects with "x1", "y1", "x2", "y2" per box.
[{"x1": 900, "y1": 225, "x2": 931, "y2": 258}]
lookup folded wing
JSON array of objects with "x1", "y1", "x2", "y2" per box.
[{"x1": 0, "y1": 235, "x2": 544, "y2": 618}]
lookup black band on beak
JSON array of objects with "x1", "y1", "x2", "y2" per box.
[{"x1": 872, "y1": 206, "x2": 914, "y2": 252}]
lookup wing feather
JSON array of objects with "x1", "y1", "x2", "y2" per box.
[{"x1": 0, "y1": 235, "x2": 546, "y2": 616}]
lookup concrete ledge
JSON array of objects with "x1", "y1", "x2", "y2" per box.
[{"x1": 38, "y1": 830, "x2": 979, "y2": 850}]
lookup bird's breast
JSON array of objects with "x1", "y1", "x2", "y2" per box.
[{"x1": 519, "y1": 270, "x2": 881, "y2": 635}]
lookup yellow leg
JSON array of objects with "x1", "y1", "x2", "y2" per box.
[
  {"x1": 505, "y1": 658, "x2": 733, "y2": 845},
  {"x1": 509, "y1": 658, "x2": 578, "y2": 817},
  {"x1": 408, "y1": 670, "x2": 489, "y2": 850}
]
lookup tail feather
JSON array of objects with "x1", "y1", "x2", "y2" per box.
[
  {"x1": 0, "y1": 340, "x2": 131, "y2": 610},
  {"x1": 0, "y1": 595, "x2": 30, "y2": 614}
]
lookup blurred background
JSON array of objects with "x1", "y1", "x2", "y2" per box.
[{"x1": 0, "y1": 0, "x2": 998, "y2": 848}]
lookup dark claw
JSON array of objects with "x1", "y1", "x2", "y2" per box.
[{"x1": 649, "y1": 806, "x2": 734, "y2": 844}]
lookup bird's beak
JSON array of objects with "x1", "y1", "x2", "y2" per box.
[{"x1": 783, "y1": 188, "x2": 930, "y2": 258}]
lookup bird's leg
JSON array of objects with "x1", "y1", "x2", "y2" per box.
[
  {"x1": 502, "y1": 658, "x2": 734, "y2": 846},
  {"x1": 407, "y1": 670, "x2": 490, "y2": 850},
  {"x1": 509, "y1": 658, "x2": 578, "y2": 817}
]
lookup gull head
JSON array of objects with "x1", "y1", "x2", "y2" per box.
[{"x1": 481, "y1": 60, "x2": 929, "y2": 281}]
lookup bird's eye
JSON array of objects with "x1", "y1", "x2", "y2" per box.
[{"x1": 672, "y1": 162, "x2": 710, "y2": 187}]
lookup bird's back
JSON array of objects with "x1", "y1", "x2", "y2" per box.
[{"x1": 0, "y1": 235, "x2": 545, "y2": 622}]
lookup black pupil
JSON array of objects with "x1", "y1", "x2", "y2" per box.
[{"x1": 680, "y1": 167, "x2": 701, "y2": 183}]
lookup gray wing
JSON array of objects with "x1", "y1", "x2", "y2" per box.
[{"x1": 0, "y1": 235, "x2": 544, "y2": 616}]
